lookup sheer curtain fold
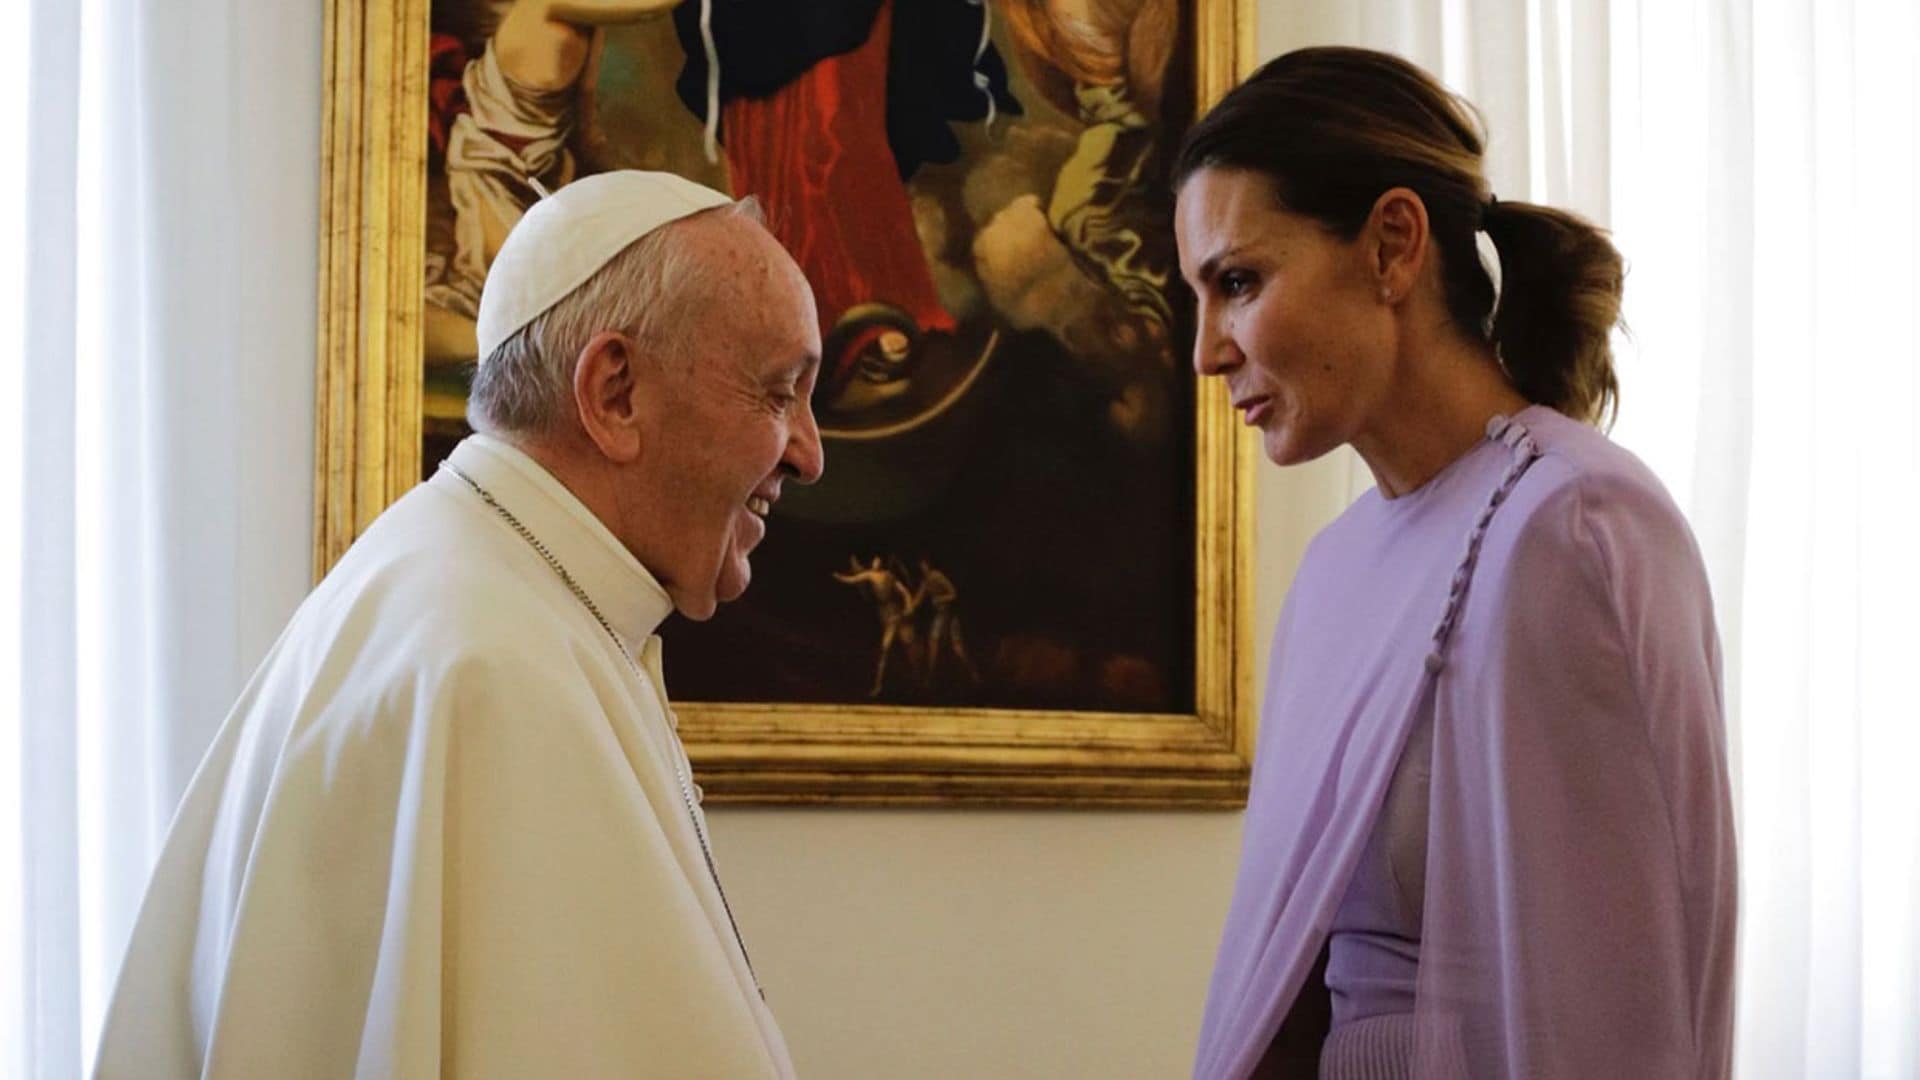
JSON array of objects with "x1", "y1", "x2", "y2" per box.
[
  {"x1": 15, "y1": 1, "x2": 85, "y2": 1077},
  {"x1": 73, "y1": 0, "x2": 170, "y2": 1044},
  {"x1": 1730, "y1": 0, "x2": 1918, "y2": 1075},
  {"x1": 8, "y1": 0, "x2": 319, "y2": 1075}
]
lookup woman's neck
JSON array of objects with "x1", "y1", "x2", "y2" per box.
[{"x1": 1351, "y1": 338, "x2": 1531, "y2": 500}]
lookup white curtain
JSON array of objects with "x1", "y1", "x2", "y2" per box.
[
  {"x1": 3, "y1": 0, "x2": 318, "y2": 1075},
  {"x1": 1269, "y1": 1, "x2": 1920, "y2": 1076},
  {"x1": 1610, "y1": 2, "x2": 1919, "y2": 1075}
]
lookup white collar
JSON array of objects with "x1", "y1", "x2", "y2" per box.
[{"x1": 434, "y1": 433, "x2": 675, "y2": 660}]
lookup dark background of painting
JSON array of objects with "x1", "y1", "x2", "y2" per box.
[
  {"x1": 426, "y1": 0, "x2": 1198, "y2": 713},
  {"x1": 665, "y1": 329, "x2": 1195, "y2": 713}
]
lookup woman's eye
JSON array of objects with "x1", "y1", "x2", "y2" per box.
[{"x1": 1219, "y1": 271, "x2": 1255, "y2": 299}]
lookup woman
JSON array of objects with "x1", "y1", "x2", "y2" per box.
[{"x1": 1175, "y1": 48, "x2": 1736, "y2": 1079}]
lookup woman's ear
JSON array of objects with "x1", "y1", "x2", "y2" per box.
[{"x1": 1366, "y1": 186, "x2": 1431, "y2": 304}]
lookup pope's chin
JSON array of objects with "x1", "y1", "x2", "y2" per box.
[
  {"x1": 679, "y1": 547, "x2": 758, "y2": 625},
  {"x1": 715, "y1": 551, "x2": 754, "y2": 606},
  {"x1": 666, "y1": 567, "x2": 739, "y2": 623},
  {"x1": 665, "y1": 580, "x2": 718, "y2": 621}
]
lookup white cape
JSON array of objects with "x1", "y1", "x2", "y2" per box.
[{"x1": 95, "y1": 435, "x2": 794, "y2": 1079}]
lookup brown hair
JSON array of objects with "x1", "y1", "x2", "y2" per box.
[{"x1": 1174, "y1": 47, "x2": 1621, "y2": 426}]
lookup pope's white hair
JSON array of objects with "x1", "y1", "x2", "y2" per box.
[{"x1": 467, "y1": 197, "x2": 764, "y2": 437}]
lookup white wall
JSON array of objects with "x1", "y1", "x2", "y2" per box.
[{"x1": 225, "y1": 2, "x2": 1354, "y2": 1076}]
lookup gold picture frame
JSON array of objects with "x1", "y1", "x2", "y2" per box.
[{"x1": 316, "y1": 0, "x2": 1256, "y2": 806}]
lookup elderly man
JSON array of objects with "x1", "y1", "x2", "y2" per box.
[{"x1": 94, "y1": 171, "x2": 821, "y2": 1079}]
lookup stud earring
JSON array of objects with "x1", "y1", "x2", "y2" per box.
[{"x1": 1380, "y1": 287, "x2": 1394, "y2": 303}]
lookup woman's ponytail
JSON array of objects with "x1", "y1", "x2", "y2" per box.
[{"x1": 1480, "y1": 199, "x2": 1624, "y2": 427}]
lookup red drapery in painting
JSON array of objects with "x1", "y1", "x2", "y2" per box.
[{"x1": 720, "y1": 0, "x2": 955, "y2": 379}]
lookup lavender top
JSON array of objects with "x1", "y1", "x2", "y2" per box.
[{"x1": 1193, "y1": 407, "x2": 1737, "y2": 1079}]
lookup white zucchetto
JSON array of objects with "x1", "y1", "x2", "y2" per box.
[{"x1": 474, "y1": 170, "x2": 734, "y2": 361}]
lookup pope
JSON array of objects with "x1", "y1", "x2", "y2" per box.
[{"x1": 94, "y1": 170, "x2": 823, "y2": 1079}]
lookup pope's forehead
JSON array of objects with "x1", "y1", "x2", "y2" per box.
[
  {"x1": 683, "y1": 210, "x2": 776, "y2": 258},
  {"x1": 673, "y1": 216, "x2": 816, "y2": 345},
  {"x1": 707, "y1": 218, "x2": 811, "y2": 297},
  {"x1": 680, "y1": 213, "x2": 793, "y2": 286}
]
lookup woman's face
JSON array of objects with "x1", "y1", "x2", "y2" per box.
[{"x1": 1175, "y1": 167, "x2": 1398, "y2": 467}]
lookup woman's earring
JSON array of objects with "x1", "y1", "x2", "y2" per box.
[{"x1": 1380, "y1": 287, "x2": 1394, "y2": 303}]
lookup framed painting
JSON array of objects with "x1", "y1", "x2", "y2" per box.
[{"x1": 317, "y1": 0, "x2": 1256, "y2": 805}]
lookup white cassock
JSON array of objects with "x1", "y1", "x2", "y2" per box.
[{"x1": 94, "y1": 433, "x2": 794, "y2": 1079}]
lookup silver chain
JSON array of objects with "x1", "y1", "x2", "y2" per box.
[{"x1": 441, "y1": 461, "x2": 762, "y2": 996}]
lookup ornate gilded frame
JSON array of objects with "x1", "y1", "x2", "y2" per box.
[{"x1": 316, "y1": 0, "x2": 1257, "y2": 806}]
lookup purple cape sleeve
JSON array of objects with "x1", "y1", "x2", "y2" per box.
[{"x1": 1416, "y1": 465, "x2": 1738, "y2": 1078}]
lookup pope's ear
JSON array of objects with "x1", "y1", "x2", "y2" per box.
[{"x1": 571, "y1": 330, "x2": 650, "y2": 464}]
